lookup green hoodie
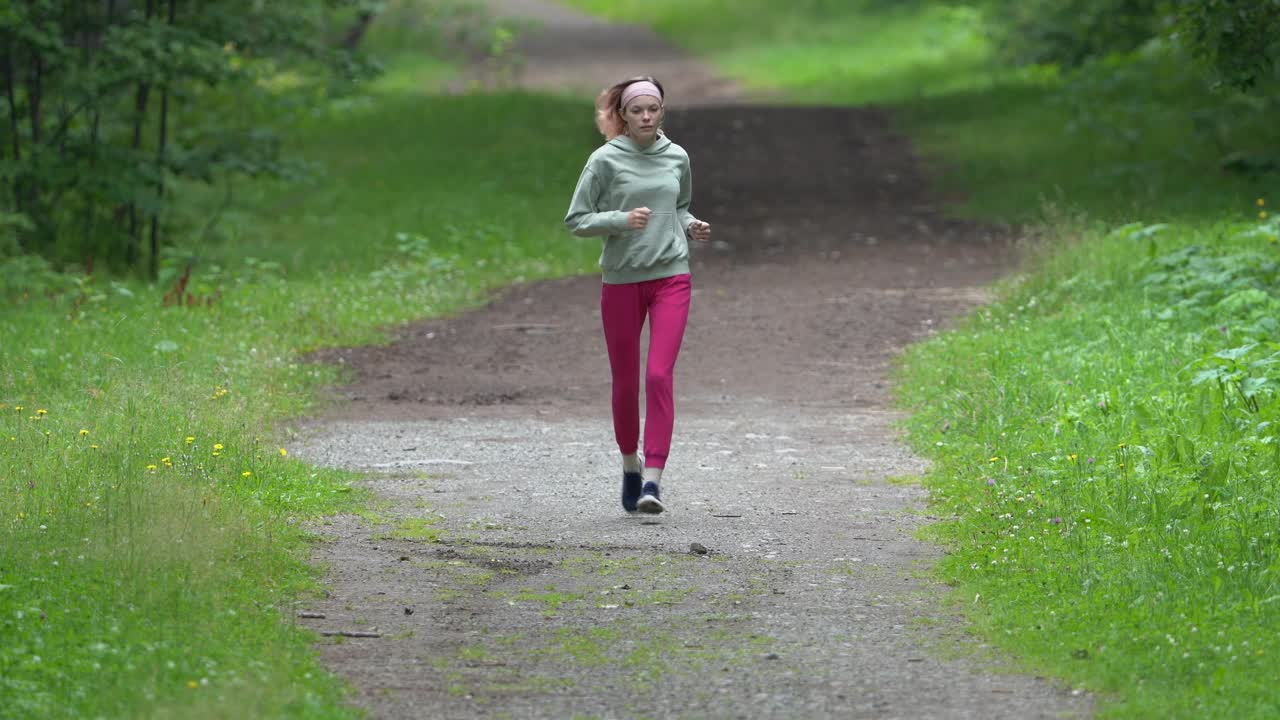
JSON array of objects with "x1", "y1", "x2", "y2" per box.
[{"x1": 564, "y1": 133, "x2": 700, "y2": 284}]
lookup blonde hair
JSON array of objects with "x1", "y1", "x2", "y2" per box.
[{"x1": 594, "y1": 76, "x2": 665, "y2": 140}]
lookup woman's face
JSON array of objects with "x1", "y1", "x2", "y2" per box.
[{"x1": 622, "y1": 95, "x2": 663, "y2": 142}]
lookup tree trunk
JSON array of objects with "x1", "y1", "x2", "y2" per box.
[
  {"x1": 148, "y1": 0, "x2": 175, "y2": 279},
  {"x1": 82, "y1": 0, "x2": 118, "y2": 267},
  {"x1": 25, "y1": 47, "x2": 45, "y2": 249},
  {"x1": 342, "y1": 11, "x2": 378, "y2": 51},
  {"x1": 127, "y1": 0, "x2": 156, "y2": 268},
  {"x1": 3, "y1": 43, "x2": 22, "y2": 220}
]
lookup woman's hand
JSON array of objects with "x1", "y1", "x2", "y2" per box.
[
  {"x1": 687, "y1": 220, "x2": 712, "y2": 244},
  {"x1": 627, "y1": 207, "x2": 652, "y2": 229}
]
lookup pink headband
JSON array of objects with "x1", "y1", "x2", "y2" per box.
[{"x1": 620, "y1": 81, "x2": 662, "y2": 109}]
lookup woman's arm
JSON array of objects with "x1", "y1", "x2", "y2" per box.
[
  {"x1": 676, "y1": 155, "x2": 699, "y2": 234},
  {"x1": 564, "y1": 167, "x2": 630, "y2": 237}
]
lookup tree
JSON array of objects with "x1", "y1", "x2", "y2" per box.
[
  {"x1": 990, "y1": 0, "x2": 1280, "y2": 93},
  {"x1": 0, "y1": 0, "x2": 373, "y2": 275},
  {"x1": 992, "y1": 0, "x2": 1166, "y2": 69},
  {"x1": 1176, "y1": 0, "x2": 1280, "y2": 91}
]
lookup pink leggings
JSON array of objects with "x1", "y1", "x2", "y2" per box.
[{"x1": 600, "y1": 273, "x2": 691, "y2": 469}]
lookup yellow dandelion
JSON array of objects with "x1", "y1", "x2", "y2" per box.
[
  {"x1": 90, "y1": 444, "x2": 99, "y2": 450},
  {"x1": 17, "y1": 511, "x2": 24, "y2": 519},
  {"x1": 1068, "y1": 454, "x2": 1078, "y2": 462},
  {"x1": 1117, "y1": 443, "x2": 1127, "y2": 449},
  {"x1": 185, "y1": 436, "x2": 195, "y2": 444},
  {"x1": 213, "y1": 443, "x2": 224, "y2": 451},
  {"x1": 242, "y1": 471, "x2": 252, "y2": 478},
  {"x1": 79, "y1": 429, "x2": 89, "y2": 436},
  {"x1": 1259, "y1": 198, "x2": 1266, "y2": 207},
  {"x1": 988, "y1": 456, "x2": 1000, "y2": 462},
  {"x1": 35, "y1": 409, "x2": 47, "y2": 416},
  {"x1": 1262, "y1": 211, "x2": 1269, "y2": 220},
  {"x1": 212, "y1": 452, "x2": 221, "y2": 457},
  {"x1": 279, "y1": 448, "x2": 287, "y2": 457},
  {"x1": 146, "y1": 464, "x2": 157, "y2": 472},
  {"x1": 14, "y1": 405, "x2": 23, "y2": 412},
  {"x1": 187, "y1": 680, "x2": 199, "y2": 689}
]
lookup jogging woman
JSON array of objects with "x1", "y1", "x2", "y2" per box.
[{"x1": 564, "y1": 76, "x2": 712, "y2": 515}]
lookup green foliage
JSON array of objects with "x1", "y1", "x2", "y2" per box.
[
  {"x1": 1176, "y1": 0, "x2": 1280, "y2": 91},
  {"x1": 987, "y1": 0, "x2": 1165, "y2": 68},
  {"x1": 896, "y1": 52, "x2": 1280, "y2": 223},
  {"x1": 0, "y1": 0, "x2": 375, "y2": 274},
  {"x1": 896, "y1": 217, "x2": 1280, "y2": 717},
  {"x1": 987, "y1": 0, "x2": 1280, "y2": 91}
]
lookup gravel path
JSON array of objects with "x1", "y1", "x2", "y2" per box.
[{"x1": 292, "y1": 2, "x2": 1093, "y2": 718}]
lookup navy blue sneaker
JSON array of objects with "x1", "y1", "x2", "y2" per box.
[
  {"x1": 622, "y1": 471, "x2": 643, "y2": 512},
  {"x1": 636, "y1": 481, "x2": 665, "y2": 514}
]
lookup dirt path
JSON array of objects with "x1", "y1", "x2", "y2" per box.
[{"x1": 294, "y1": 2, "x2": 1092, "y2": 718}]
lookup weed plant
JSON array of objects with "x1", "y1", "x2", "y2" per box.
[{"x1": 896, "y1": 214, "x2": 1280, "y2": 717}]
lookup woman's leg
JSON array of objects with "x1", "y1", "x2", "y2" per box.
[
  {"x1": 641, "y1": 274, "x2": 692, "y2": 469},
  {"x1": 600, "y1": 282, "x2": 646, "y2": 457}
]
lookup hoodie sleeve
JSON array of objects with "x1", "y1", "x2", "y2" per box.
[
  {"x1": 564, "y1": 166, "x2": 630, "y2": 237},
  {"x1": 677, "y1": 155, "x2": 699, "y2": 233}
]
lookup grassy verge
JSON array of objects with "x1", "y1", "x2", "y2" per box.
[
  {"x1": 896, "y1": 216, "x2": 1280, "y2": 717},
  {"x1": 561, "y1": 0, "x2": 1280, "y2": 715},
  {"x1": 0, "y1": 5, "x2": 598, "y2": 716}
]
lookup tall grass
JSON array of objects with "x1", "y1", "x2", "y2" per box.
[
  {"x1": 896, "y1": 215, "x2": 1280, "y2": 717},
  {"x1": 1, "y1": 5, "x2": 600, "y2": 713}
]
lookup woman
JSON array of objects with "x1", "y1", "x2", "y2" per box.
[{"x1": 564, "y1": 76, "x2": 712, "y2": 515}]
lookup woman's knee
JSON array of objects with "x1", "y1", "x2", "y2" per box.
[{"x1": 645, "y1": 369, "x2": 673, "y2": 394}]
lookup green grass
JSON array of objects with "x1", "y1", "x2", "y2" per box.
[
  {"x1": 385, "y1": 515, "x2": 446, "y2": 543},
  {"x1": 0, "y1": 5, "x2": 600, "y2": 715},
  {"x1": 561, "y1": 0, "x2": 995, "y2": 104},
  {"x1": 896, "y1": 60, "x2": 1280, "y2": 223},
  {"x1": 896, "y1": 216, "x2": 1280, "y2": 718}
]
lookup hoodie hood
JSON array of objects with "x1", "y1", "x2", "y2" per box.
[{"x1": 607, "y1": 131, "x2": 672, "y2": 155}]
